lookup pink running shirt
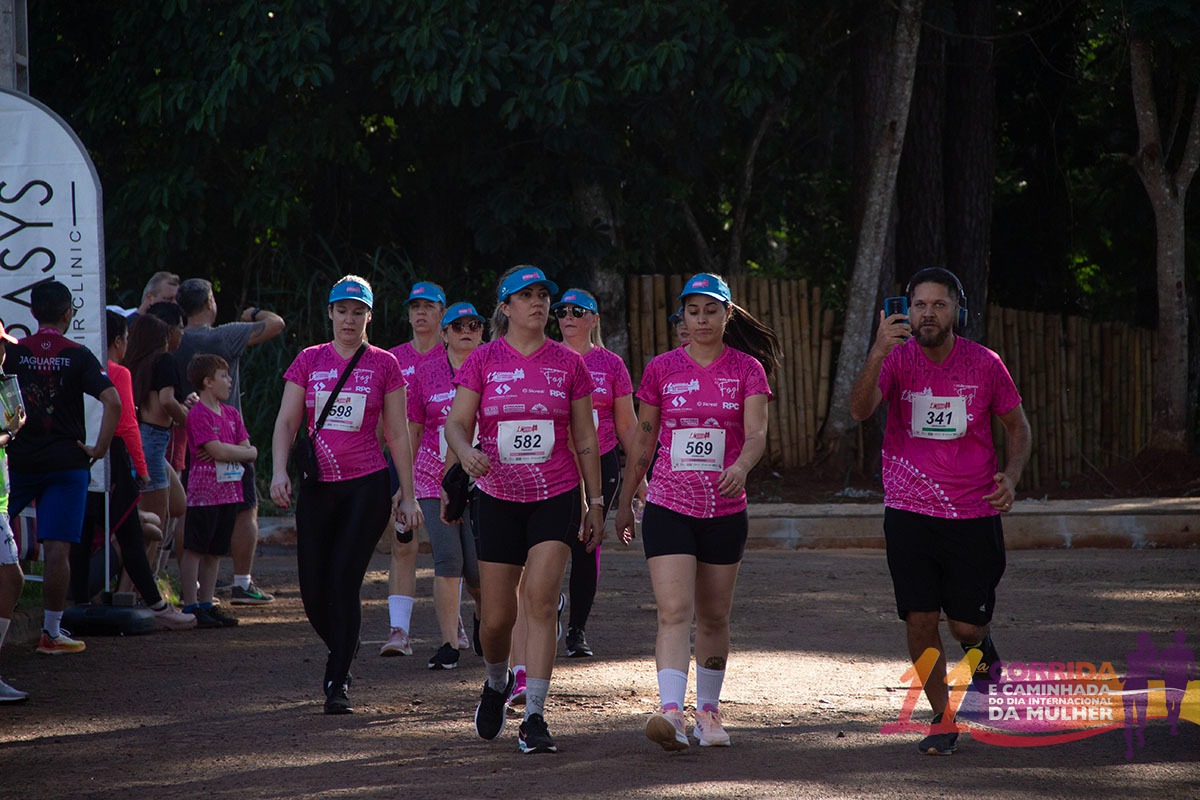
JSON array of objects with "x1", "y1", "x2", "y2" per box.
[
  {"x1": 454, "y1": 337, "x2": 594, "y2": 503},
  {"x1": 283, "y1": 343, "x2": 405, "y2": 483},
  {"x1": 877, "y1": 336, "x2": 1022, "y2": 519},
  {"x1": 185, "y1": 401, "x2": 250, "y2": 507},
  {"x1": 583, "y1": 346, "x2": 634, "y2": 455},
  {"x1": 389, "y1": 341, "x2": 441, "y2": 383},
  {"x1": 408, "y1": 352, "x2": 459, "y2": 499},
  {"x1": 637, "y1": 345, "x2": 772, "y2": 519}
]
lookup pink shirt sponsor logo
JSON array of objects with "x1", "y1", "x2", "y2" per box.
[
  {"x1": 878, "y1": 337, "x2": 1022, "y2": 519},
  {"x1": 636, "y1": 346, "x2": 771, "y2": 519},
  {"x1": 283, "y1": 343, "x2": 405, "y2": 483},
  {"x1": 185, "y1": 402, "x2": 249, "y2": 507},
  {"x1": 455, "y1": 338, "x2": 593, "y2": 503}
]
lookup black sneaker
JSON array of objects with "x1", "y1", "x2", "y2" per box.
[
  {"x1": 962, "y1": 634, "x2": 1000, "y2": 684},
  {"x1": 472, "y1": 614, "x2": 482, "y2": 657},
  {"x1": 565, "y1": 627, "x2": 593, "y2": 658},
  {"x1": 428, "y1": 642, "x2": 460, "y2": 670},
  {"x1": 475, "y1": 670, "x2": 514, "y2": 740},
  {"x1": 324, "y1": 683, "x2": 353, "y2": 715},
  {"x1": 917, "y1": 713, "x2": 959, "y2": 755},
  {"x1": 207, "y1": 605, "x2": 240, "y2": 627},
  {"x1": 518, "y1": 712, "x2": 559, "y2": 754},
  {"x1": 191, "y1": 607, "x2": 224, "y2": 629}
]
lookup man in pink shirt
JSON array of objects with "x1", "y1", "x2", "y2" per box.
[{"x1": 850, "y1": 267, "x2": 1031, "y2": 756}]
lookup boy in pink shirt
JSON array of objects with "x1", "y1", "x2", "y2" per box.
[{"x1": 182, "y1": 354, "x2": 257, "y2": 629}]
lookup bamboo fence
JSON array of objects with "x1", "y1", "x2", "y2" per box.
[{"x1": 626, "y1": 275, "x2": 1155, "y2": 489}]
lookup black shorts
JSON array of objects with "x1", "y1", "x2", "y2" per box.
[
  {"x1": 185, "y1": 503, "x2": 238, "y2": 556},
  {"x1": 641, "y1": 503, "x2": 748, "y2": 565},
  {"x1": 475, "y1": 488, "x2": 581, "y2": 566},
  {"x1": 884, "y1": 507, "x2": 1006, "y2": 626}
]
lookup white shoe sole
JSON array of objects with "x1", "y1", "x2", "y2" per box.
[{"x1": 646, "y1": 714, "x2": 689, "y2": 752}]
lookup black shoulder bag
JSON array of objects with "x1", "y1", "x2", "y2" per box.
[{"x1": 291, "y1": 343, "x2": 367, "y2": 489}]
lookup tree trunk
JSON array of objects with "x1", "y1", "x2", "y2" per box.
[
  {"x1": 572, "y1": 179, "x2": 629, "y2": 361},
  {"x1": 1129, "y1": 37, "x2": 1200, "y2": 452},
  {"x1": 945, "y1": 0, "x2": 995, "y2": 343},
  {"x1": 895, "y1": 11, "x2": 945, "y2": 286},
  {"x1": 821, "y1": 0, "x2": 925, "y2": 454}
]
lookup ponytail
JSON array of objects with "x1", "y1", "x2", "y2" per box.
[{"x1": 724, "y1": 302, "x2": 781, "y2": 380}]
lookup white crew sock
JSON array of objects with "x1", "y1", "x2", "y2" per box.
[
  {"x1": 525, "y1": 677, "x2": 550, "y2": 718},
  {"x1": 233, "y1": 574, "x2": 252, "y2": 590},
  {"x1": 657, "y1": 668, "x2": 688, "y2": 712},
  {"x1": 696, "y1": 665, "x2": 726, "y2": 712},
  {"x1": 44, "y1": 609, "x2": 64, "y2": 638},
  {"x1": 388, "y1": 595, "x2": 414, "y2": 630}
]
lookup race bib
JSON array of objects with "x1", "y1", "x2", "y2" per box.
[
  {"x1": 314, "y1": 390, "x2": 367, "y2": 432},
  {"x1": 497, "y1": 419, "x2": 555, "y2": 464},
  {"x1": 216, "y1": 461, "x2": 245, "y2": 483},
  {"x1": 670, "y1": 428, "x2": 726, "y2": 472},
  {"x1": 911, "y1": 395, "x2": 967, "y2": 440}
]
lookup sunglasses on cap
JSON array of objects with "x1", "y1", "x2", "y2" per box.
[
  {"x1": 449, "y1": 319, "x2": 483, "y2": 332},
  {"x1": 553, "y1": 307, "x2": 591, "y2": 319}
]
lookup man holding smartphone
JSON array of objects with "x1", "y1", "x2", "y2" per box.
[{"x1": 849, "y1": 267, "x2": 1031, "y2": 756}]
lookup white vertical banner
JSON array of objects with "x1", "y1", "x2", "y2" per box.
[{"x1": 0, "y1": 86, "x2": 108, "y2": 490}]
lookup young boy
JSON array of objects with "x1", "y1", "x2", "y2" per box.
[
  {"x1": 182, "y1": 354, "x2": 256, "y2": 629},
  {"x1": 0, "y1": 323, "x2": 28, "y2": 700}
]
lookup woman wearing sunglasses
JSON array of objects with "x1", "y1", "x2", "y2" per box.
[
  {"x1": 443, "y1": 266, "x2": 605, "y2": 754},
  {"x1": 551, "y1": 289, "x2": 644, "y2": 658},
  {"x1": 408, "y1": 302, "x2": 486, "y2": 670}
]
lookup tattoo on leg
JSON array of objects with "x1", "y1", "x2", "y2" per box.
[{"x1": 703, "y1": 656, "x2": 726, "y2": 670}]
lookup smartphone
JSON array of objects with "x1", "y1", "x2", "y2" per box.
[{"x1": 883, "y1": 296, "x2": 908, "y2": 321}]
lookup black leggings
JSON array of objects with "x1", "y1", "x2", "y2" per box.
[
  {"x1": 296, "y1": 468, "x2": 390, "y2": 693},
  {"x1": 567, "y1": 447, "x2": 620, "y2": 630},
  {"x1": 69, "y1": 437, "x2": 162, "y2": 606}
]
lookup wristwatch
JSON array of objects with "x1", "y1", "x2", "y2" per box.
[
  {"x1": 249, "y1": 307, "x2": 260, "y2": 321},
  {"x1": 588, "y1": 496, "x2": 605, "y2": 506}
]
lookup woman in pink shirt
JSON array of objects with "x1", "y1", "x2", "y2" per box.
[
  {"x1": 270, "y1": 275, "x2": 422, "y2": 715},
  {"x1": 443, "y1": 266, "x2": 605, "y2": 754},
  {"x1": 552, "y1": 288, "x2": 644, "y2": 658},
  {"x1": 614, "y1": 273, "x2": 780, "y2": 752}
]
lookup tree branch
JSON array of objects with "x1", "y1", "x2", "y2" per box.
[
  {"x1": 1129, "y1": 37, "x2": 1166, "y2": 196},
  {"x1": 680, "y1": 200, "x2": 718, "y2": 274},
  {"x1": 725, "y1": 100, "x2": 789, "y2": 275},
  {"x1": 1173, "y1": 85, "x2": 1200, "y2": 196}
]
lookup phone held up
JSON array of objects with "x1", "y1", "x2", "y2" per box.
[{"x1": 883, "y1": 296, "x2": 908, "y2": 322}]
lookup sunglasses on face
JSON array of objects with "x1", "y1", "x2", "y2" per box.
[
  {"x1": 449, "y1": 319, "x2": 482, "y2": 332},
  {"x1": 554, "y1": 307, "x2": 591, "y2": 319}
]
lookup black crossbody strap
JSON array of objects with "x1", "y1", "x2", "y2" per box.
[{"x1": 313, "y1": 343, "x2": 368, "y2": 434}]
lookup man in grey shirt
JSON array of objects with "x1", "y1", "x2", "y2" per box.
[{"x1": 175, "y1": 278, "x2": 285, "y2": 604}]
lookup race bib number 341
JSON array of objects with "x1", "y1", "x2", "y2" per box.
[{"x1": 911, "y1": 395, "x2": 967, "y2": 440}]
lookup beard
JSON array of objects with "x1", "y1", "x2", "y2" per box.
[{"x1": 914, "y1": 320, "x2": 952, "y2": 349}]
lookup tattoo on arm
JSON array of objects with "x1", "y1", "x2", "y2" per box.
[
  {"x1": 640, "y1": 421, "x2": 652, "y2": 432},
  {"x1": 578, "y1": 447, "x2": 592, "y2": 456},
  {"x1": 703, "y1": 656, "x2": 727, "y2": 670}
]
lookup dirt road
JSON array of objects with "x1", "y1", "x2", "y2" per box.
[{"x1": 2, "y1": 545, "x2": 1197, "y2": 799}]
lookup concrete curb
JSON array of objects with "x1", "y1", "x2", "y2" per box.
[{"x1": 258, "y1": 497, "x2": 1200, "y2": 551}]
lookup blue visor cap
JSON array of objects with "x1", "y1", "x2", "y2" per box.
[
  {"x1": 551, "y1": 289, "x2": 598, "y2": 313},
  {"x1": 497, "y1": 267, "x2": 559, "y2": 302},
  {"x1": 329, "y1": 278, "x2": 374, "y2": 308},
  {"x1": 679, "y1": 273, "x2": 731, "y2": 305},
  {"x1": 668, "y1": 307, "x2": 684, "y2": 326},
  {"x1": 441, "y1": 302, "x2": 485, "y2": 328},
  {"x1": 406, "y1": 281, "x2": 447, "y2": 305}
]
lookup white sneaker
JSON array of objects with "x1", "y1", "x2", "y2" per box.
[
  {"x1": 153, "y1": 604, "x2": 197, "y2": 631},
  {"x1": 646, "y1": 708, "x2": 689, "y2": 752},
  {"x1": 0, "y1": 676, "x2": 29, "y2": 703},
  {"x1": 695, "y1": 707, "x2": 731, "y2": 747},
  {"x1": 379, "y1": 627, "x2": 413, "y2": 657}
]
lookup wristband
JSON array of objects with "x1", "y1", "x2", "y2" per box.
[
  {"x1": 588, "y1": 496, "x2": 605, "y2": 506},
  {"x1": 250, "y1": 307, "x2": 260, "y2": 321}
]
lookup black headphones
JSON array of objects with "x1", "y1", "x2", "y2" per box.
[{"x1": 906, "y1": 267, "x2": 968, "y2": 330}]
